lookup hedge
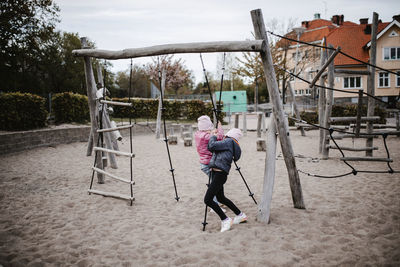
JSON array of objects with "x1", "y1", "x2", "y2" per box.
[
  {"x1": 52, "y1": 92, "x2": 90, "y2": 124},
  {"x1": 112, "y1": 98, "x2": 225, "y2": 122},
  {"x1": 288, "y1": 104, "x2": 386, "y2": 126},
  {"x1": 331, "y1": 104, "x2": 386, "y2": 124},
  {"x1": 0, "y1": 92, "x2": 48, "y2": 131}
]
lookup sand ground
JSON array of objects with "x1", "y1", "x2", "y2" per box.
[{"x1": 0, "y1": 127, "x2": 399, "y2": 266}]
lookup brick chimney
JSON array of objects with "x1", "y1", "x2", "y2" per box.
[
  {"x1": 331, "y1": 15, "x2": 344, "y2": 25},
  {"x1": 364, "y1": 25, "x2": 371, "y2": 34},
  {"x1": 331, "y1": 15, "x2": 339, "y2": 25},
  {"x1": 393, "y1": 15, "x2": 400, "y2": 22},
  {"x1": 359, "y1": 18, "x2": 369, "y2": 24}
]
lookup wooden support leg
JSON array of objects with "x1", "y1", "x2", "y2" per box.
[
  {"x1": 251, "y1": 9, "x2": 305, "y2": 209},
  {"x1": 258, "y1": 114, "x2": 277, "y2": 222}
]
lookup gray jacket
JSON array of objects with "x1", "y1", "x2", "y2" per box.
[{"x1": 208, "y1": 136, "x2": 241, "y2": 174}]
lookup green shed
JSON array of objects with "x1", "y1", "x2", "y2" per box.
[{"x1": 215, "y1": 91, "x2": 247, "y2": 113}]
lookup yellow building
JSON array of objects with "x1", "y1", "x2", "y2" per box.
[{"x1": 280, "y1": 14, "x2": 400, "y2": 106}]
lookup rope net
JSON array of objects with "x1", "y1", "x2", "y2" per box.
[{"x1": 264, "y1": 30, "x2": 400, "y2": 177}]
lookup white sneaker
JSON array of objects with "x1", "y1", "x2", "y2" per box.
[
  {"x1": 220, "y1": 217, "x2": 233, "y2": 232},
  {"x1": 233, "y1": 212, "x2": 248, "y2": 224}
]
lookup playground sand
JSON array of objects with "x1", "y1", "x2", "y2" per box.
[{"x1": 0, "y1": 129, "x2": 399, "y2": 266}]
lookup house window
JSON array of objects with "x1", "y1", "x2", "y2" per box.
[
  {"x1": 343, "y1": 76, "x2": 362, "y2": 89},
  {"x1": 397, "y1": 71, "x2": 400, "y2": 87},
  {"x1": 378, "y1": 72, "x2": 390, "y2": 87},
  {"x1": 383, "y1": 47, "x2": 400, "y2": 60}
]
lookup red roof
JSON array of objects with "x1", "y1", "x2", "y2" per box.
[
  {"x1": 306, "y1": 19, "x2": 335, "y2": 29},
  {"x1": 277, "y1": 19, "x2": 337, "y2": 48},
  {"x1": 326, "y1": 22, "x2": 389, "y2": 66},
  {"x1": 276, "y1": 16, "x2": 390, "y2": 67}
]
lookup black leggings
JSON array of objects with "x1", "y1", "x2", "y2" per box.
[{"x1": 204, "y1": 170, "x2": 241, "y2": 220}]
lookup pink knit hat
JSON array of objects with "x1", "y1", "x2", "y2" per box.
[
  {"x1": 197, "y1": 115, "x2": 214, "y2": 131},
  {"x1": 226, "y1": 128, "x2": 243, "y2": 141}
]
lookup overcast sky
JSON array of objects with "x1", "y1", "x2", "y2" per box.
[{"x1": 55, "y1": 0, "x2": 399, "y2": 84}]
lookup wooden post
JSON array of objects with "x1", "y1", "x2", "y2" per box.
[
  {"x1": 321, "y1": 45, "x2": 335, "y2": 160},
  {"x1": 251, "y1": 9, "x2": 305, "y2": 209},
  {"x1": 155, "y1": 71, "x2": 166, "y2": 139},
  {"x1": 262, "y1": 111, "x2": 266, "y2": 135},
  {"x1": 234, "y1": 113, "x2": 239, "y2": 128},
  {"x1": 242, "y1": 112, "x2": 247, "y2": 135},
  {"x1": 87, "y1": 64, "x2": 105, "y2": 156},
  {"x1": 102, "y1": 113, "x2": 118, "y2": 169},
  {"x1": 287, "y1": 82, "x2": 306, "y2": 136},
  {"x1": 81, "y1": 37, "x2": 104, "y2": 183},
  {"x1": 309, "y1": 47, "x2": 341, "y2": 89},
  {"x1": 366, "y1": 12, "x2": 378, "y2": 156},
  {"x1": 257, "y1": 112, "x2": 262, "y2": 138},
  {"x1": 355, "y1": 89, "x2": 363, "y2": 137},
  {"x1": 86, "y1": 133, "x2": 94, "y2": 156},
  {"x1": 318, "y1": 45, "x2": 327, "y2": 154},
  {"x1": 258, "y1": 113, "x2": 277, "y2": 223}
]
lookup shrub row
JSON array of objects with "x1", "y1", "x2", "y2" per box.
[
  {"x1": 288, "y1": 104, "x2": 386, "y2": 126},
  {"x1": 111, "y1": 98, "x2": 225, "y2": 122},
  {"x1": 331, "y1": 104, "x2": 386, "y2": 124},
  {"x1": 0, "y1": 92, "x2": 48, "y2": 131},
  {"x1": 52, "y1": 92, "x2": 90, "y2": 124}
]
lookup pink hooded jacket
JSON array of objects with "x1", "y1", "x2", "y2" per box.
[{"x1": 195, "y1": 125, "x2": 224, "y2": 164}]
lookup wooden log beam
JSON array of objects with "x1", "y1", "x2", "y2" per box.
[
  {"x1": 349, "y1": 124, "x2": 397, "y2": 129},
  {"x1": 72, "y1": 40, "x2": 264, "y2": 59},
  {"x1": 258, "y1": 113, "x2": 277, "y2": 223},
  {"x1": 100, "y1": 100, "x2": 132, "y2": 107},
  {"x1": 88, "y1": 189, "x2": 134, "y2": 201},
  {"x1": 340, "y1": 157, "x2": 393, "y2": 162},
  {"x1": 334, "y1": 69, "x2": 371, "y2": 75},
  {"x1": 327, "y1": 145, "x2": 378, "y2": 151},
  {"x1": 309, "y1": 46, "x2": 341, "y2": 88},
  {"x1": 94, "y1": 147, "x2": 135, "y2": 158},
  {"x1": 329, "y1": 116, "x2": 380, "y2": 123},
  {"x1": 372, "y1": 130, "x2": 400, "y2": 135},
  {"x1": 92, "y1": 167, "x2": 134, "y2": 184},
  {"x1": 97, "y1": 124, "x2": 133, "y2": 133},
  {"x1": 340, "y1": 134, "x2": 380, "y2": 138},
  {"x1": 251, "y1": 9, "x2": 305, "y2": 209}
]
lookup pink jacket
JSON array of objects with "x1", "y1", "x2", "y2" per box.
[{"x1": 195, "y1": 125, "x2": 224, "y2": 164}]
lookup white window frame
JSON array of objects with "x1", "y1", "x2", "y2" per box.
[
  {"x1": 383, "y1": 47, "x2": 400, "y2": 61},
  {"x1": 343, "y1": 76, "x2": 362, "y2": 89},
  {"x1": 378, "y1": 72, "x2": 390, "y2": 88},
  {"x1": 396, "y1": 71, "x2": 400, "y2": 87}
]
